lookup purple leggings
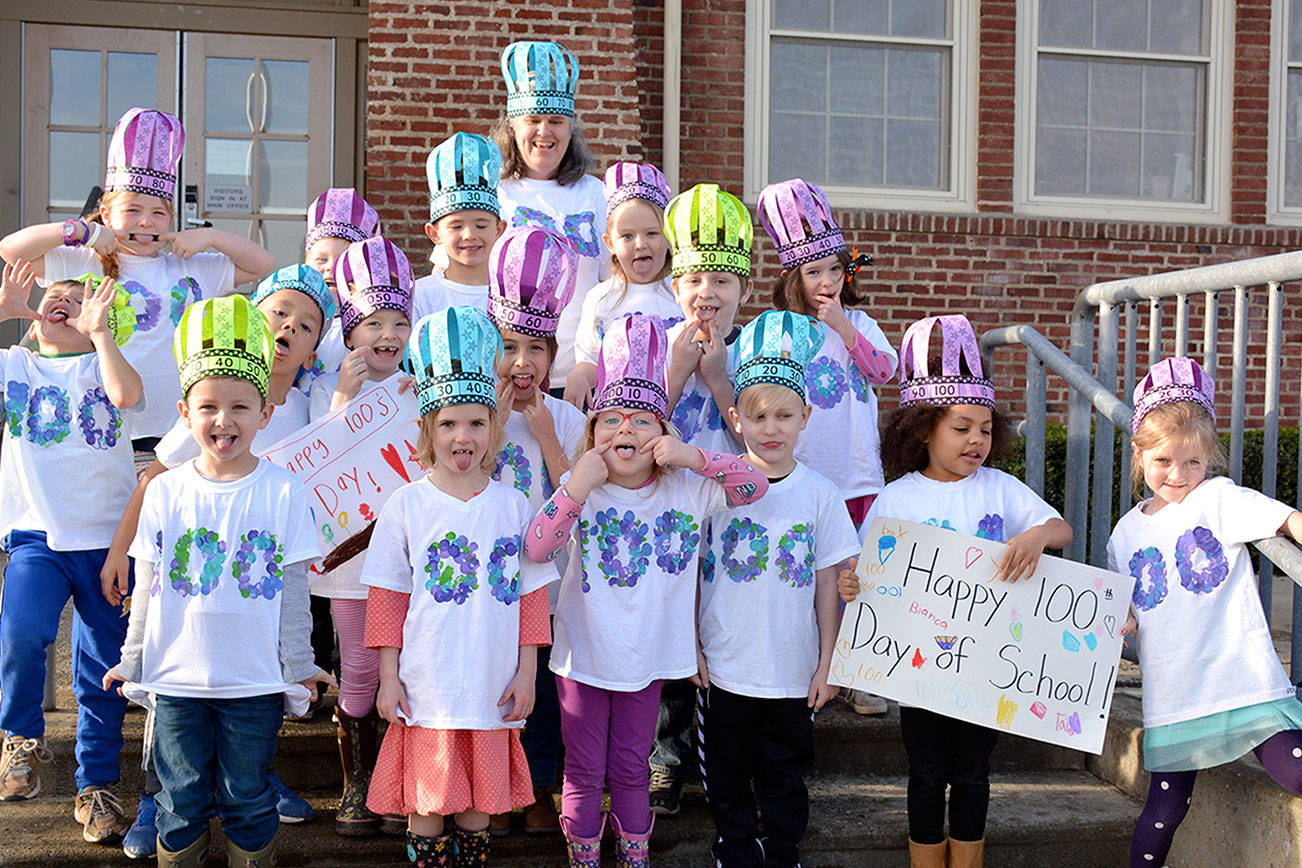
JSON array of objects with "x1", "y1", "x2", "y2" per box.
[
  {"x1": 556, "y1": 676, "x2": 662, "y2": 839},
  {"x1": 1130, "y1": 729, "x2": 1302, "y2": 866}
]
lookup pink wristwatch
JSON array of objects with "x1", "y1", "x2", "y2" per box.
[{"x1": 60, "y1": 219, "x2": 85, "y2": 247}]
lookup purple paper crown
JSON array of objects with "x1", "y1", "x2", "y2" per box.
[
  {"x1": 334, "y1": 237, "x2": 414, "y2": 337},
  {"x1": 1132, "y1": 357, "x2": 1216, "y2": 433},
  {"x1": 757, "y1": 178, "x2": 846, "y2": 270},
  {"x1": 898, "y1": 315, "x2": 995, "y2": 410},
  {"x1": 487, "y1": 226, "x2": 577, "y2": 338},
  {"x1": 595, "y1": 314, "x2": 669, "y2": 419},
  {"x1": 306, "y1": 188, "x2": 381, "y2": 251},
  {"x1": 604, "y1": 162, "x2": 671, "y2": 212},
  {"x1": 104, "y1": 108, "x2": 185, "y2": 201}
]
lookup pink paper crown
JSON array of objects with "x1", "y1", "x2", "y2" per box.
[
  {"x1": 334, "y1": 237, "x2": 414, "y2": 336},
  {"x1": 306, "y1": 188, "x2": 381, "y2": 251},
  {"x1": 1132, "y1": 357, "x2": 1216, "y2": 433},
  {"x1": 604, "y1": 162, "x2": 671, "y2": 212},
  {"x1": 104, "y1": 108, "x2": 185, "y2": 201},
  {"x1": 898, "y1": 315, "x2": 995, "y2": 409},
  {"x1": 595, "y1": 314, "x2": 669, "y2": 419},
  {"x1": 487, "y1": 226, "x2": 578, "y2": 338},
  {"x1": 757, "y1": 178, "x2": 846, "y2": 270}
]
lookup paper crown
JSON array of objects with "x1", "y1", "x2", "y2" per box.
[
  {"x1": 758, "y1": 178, "x2": 847, "y2": 270},
  {"x1": 594, "y1": 314, "x2": 670, "y2": 419},
  {"x1": 305, "y1": 188, "x2": 381, "y2": 251},
  {"x1": 404, "y1": 306, "x2": 505, "y2": 416},
  {"x1": 501, "y1": 41, "x2": 580, "y2": 118},
  {"x1": 488, "y1": 226, "x2": 577, "y2": 338},
  {"x1": 663, "y1": 184, "x2": 753, "y2": 278},
  {"x1": 73, "y1": 273, "x2": 137, "y2": 347},
  {"x1": 898, "y1": 315, "x2": 995, "y2": 410},
  {"x1": 1132, "y1": 357, "x2": 1216, "y2": 433},
  {"x1": 426, "y1": 132, "x2": 502, "y2": 222},
  {"x1": 734, "y1": 310, "x2": 826, "y2": 400},
  {"x1": 604, "y1": 162, "x2": 671, "y2": 212},
  {"x1": 334, "y1": 238, "x2": 414, "y2": 337},
  {"x1": 105, "y1": 108, "x2": 185, "y2": 201},
  {"x1": 250, "y1": 264, "x2": 338, "y2": 328},
  {"x1": 173, "y1": 295, "x2": 273, "y2": 398}
]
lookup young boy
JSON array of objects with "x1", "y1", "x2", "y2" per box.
[
  {"x1": 104, "y1": 295, "x2": 332, "y2": 867},
  {"x1": 100, "y1": 264, "x2": 336, "y2": 856},
  {"x1": 698, "y1": 310, "x2": 860, "y2": 868},
  {"x1": 0, "y1": 261, "x2": 141, "y2": 843},
  {"x1": 413, "y1": 132, "x2": 507, "y2": 322},
  {"x1": 651, "y1": 183, "x2": 755, "y2": 813}
]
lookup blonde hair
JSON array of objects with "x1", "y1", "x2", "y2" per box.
[
  {"x1": 607, "y1": 199, "x2": 671, "y2": 290},
  {"x1": 415, "y1": 404, "x2": 505, "y2": 474},
  {"x1": 578, "y1": 410, "x2": 680, "y2": 483},
  {"x1": 94, "y1": 190, "x2": 175, "y2": 279},
  {"x1": 1130, "y1": 401, "x2": 1227, "y2": 495},
  {"x1": 736, "y1": 382, "x2": 804, "y2": 417}
]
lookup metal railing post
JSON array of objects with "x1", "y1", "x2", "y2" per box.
[
  {"x1": 1025, "y1": 354, "x2": 1047, "y2": 498},
  {"x1": 1091, "y1": 304, "x2": 1119, "y2": 567}
]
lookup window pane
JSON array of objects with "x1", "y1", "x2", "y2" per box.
[
  {"x1": 1088, "y1": 129, "x2": 1142, "y2": 196},
  {"x1": 259, "y1": 140, "x2": 309, "y2": 214},
  {"x1": 50, "y1": 131, "x2": 102, "y2": 209},
  {"x1": 832, "y1": 0, "x2": 888, "y2": 34},
  {"x1": 206, "y1": 57, "x2": 256, "y2": 133},
  {"x1": 886, "y1": 119, "x2": 941, "y2": 187},
  {"x1": 1036, "y1": 129, "x2": 1087, "y2": 194},
  {"x1": 1090, "y1": 62, "x2": 1142, "y2": 129},
  {"x1": 771, "y1": 42, "x2": 827, "y2": 113},
  {"x1": 887, "y1": 49, "x2": 942, "y2": 118},
  {"x1": 206, "y1": 138, "x2": 253, "y2": 192},
  {"x1": 1143, "y1": 65, "x2": 1197, "y2": 132},
  {"x1": 891, "y1": 0, "x2": 947, "y2": 37},
  {"x1": 1149, "y1": 0, "x2": 1203, "y2": 54},
  {"x1": 262, "y1": 60, "x2": 310, "y2": 135},
  {"x1": 1286, "y1": 71, "x2": 1302, "y2": 206},
  {"x1": 50, "y1": 49, "x2": 101, "y2": 127},
  {"x1": 263, "y1": 219, "x2": 307, "y2": 276},
  {"x1": 107, "y1": 52, "x2": 158, "y2": 125},
  {"x1": 769, "y1": 113, "x2": 826, "y2": 183},
  {"x1": 830, "y1": 116, "x2": 883, "y2": 185},
  {"x1": 1293, "y1": 0, "x2": 1302, "y2": 62},
  {"x1": 775, "y1": 0, "x2": 830, "y2": 30},
  {"x1": 1142, "y1": 132, "x2": 1197, "y2": 200},
  {"x1": 1096, "y1": 0, "x2": 1147, "y2": 51},
  {"x1": 1037, "y1": 57, "x2": 1088, "y2": 126},
  {"x1": 830, "y1": 45, "x2": 884, "y2": 113},
  {"x1": 1040, "y1": 0, "x2": 1092, "y2": 48}
]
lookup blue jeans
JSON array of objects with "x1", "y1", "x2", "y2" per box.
[
  {"x1": 152, "y1": 693, "x2": 282, "y2": 852},
  {"x1": 0, "y1": 529, "x2": 129, "y2": 788},
  {"x1": 650, "y1": 678, "x2": 698, "y2": 777}
]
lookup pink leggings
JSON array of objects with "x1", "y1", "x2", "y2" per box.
[
  {"x1": 331, "y1": 598, "x2": 380, "y2": 718},
  {"x1": 556, "y1": 676, "x2": 662, "y2": 839}
]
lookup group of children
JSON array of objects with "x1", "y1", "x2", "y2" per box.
[{"x1": 0, "y1": 34, "x2": 1300, "y2": 868}]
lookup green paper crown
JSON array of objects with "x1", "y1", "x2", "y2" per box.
[
  {"x1": 74, "y1": 273, "x2": 137, "y2": 347},
  {"x1": 173, "y1": 295, "x2": 274, "y2": 398},
  {"x1": 663, "y1": 184, "x2": 754, "y2": 278}
]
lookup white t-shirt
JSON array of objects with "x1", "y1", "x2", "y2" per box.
[
  {"x1": 794, "y1": 310, "x2": 897, "y2": 500},
  {"x1": 0, "y1": 349, "x2": 140, "y2": 550},
  {"x1": 573, "y1": 276, "x2": 682, "y2": 368},
  {"x1": 413, "y1": 271, "x2": 489, "y2": 323},
  {"x1": 551, "y1": 470, "x2": 727, "y2": 692},
  {"x1": 665, "y1": 321, "x2": 743, "y2": 456},
  {"x1": 154, "y1": 388, "x2": 310, "y2": 469},
  {"x1": 126, "y1": 460, "x2": 320, "y2": 699},
  {"x1": 493, "y1": 395, "x2": 586, "y2": 510},
  {"x1": 360, "y1": 478, "x2": 557, "y2": 729},
  {"x1": 43, "y1": 246, "x2": 234, "y2": 438},
  {"x1": 498, "y1": 175, "x2": 609, "y2": 384},
  {"x1": 699, "y1": 463, "x2": 860, "y2": 698},
  {"x1": 1107, "y1": 476, "x2": 1296, "y2": 728}
]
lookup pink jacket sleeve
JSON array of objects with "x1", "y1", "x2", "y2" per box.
[
  {"x1": 525, "y1": 485, "x2": 584, "y2": 563},
  {"x1": 695, "y1": 449, "x2": 769, "y2": 507}
]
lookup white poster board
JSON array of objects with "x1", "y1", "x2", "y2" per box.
[
  {"x1": 260, "y1": 381, "x2": 422, "y2": 558},
  {"x1": 829, "y1": 518, "x2": 1131, "y2": 754}
]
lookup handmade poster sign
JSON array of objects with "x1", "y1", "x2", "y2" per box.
[
  {"x1": 261, "y1": 381, "x2": 422, "y2": 559},
  {"x1": 830, "y1": 517, "x2": 1131, "y2": 754}
]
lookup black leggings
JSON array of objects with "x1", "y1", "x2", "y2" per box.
[
  {"x1": 899, "y1": 706, "x2": 999, "y2": 844},
  {"x1": 1130, "y1": 729, "x2": 1302, "y2": 866}
]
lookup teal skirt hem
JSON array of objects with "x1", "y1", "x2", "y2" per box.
[{"x1": 1144, "y1": 696, "x2": 1302, "y2": 772}]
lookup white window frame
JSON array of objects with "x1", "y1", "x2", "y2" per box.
[
  {"x1": 1013, "y1": 0, "x2": 1233, "y2": 224},
  {"x1": 743, "y1": 0, "x2": 978, "y2": 212},
  {"x1": 1268, "y1": 0, "x2": 1302, "y2": 224}
]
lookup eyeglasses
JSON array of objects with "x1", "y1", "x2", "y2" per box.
[{"x1": 596, "y1": 411, "x2": 659, "y2": 431}]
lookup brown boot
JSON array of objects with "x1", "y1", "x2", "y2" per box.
[
  {"x1": 334, "y1": 706, "x2": 380, "y2": 837},
  {"x1": 909, "y1": 837, "x2": 947, "y2": 868},
  {"x1": 947, "y1": 837, "x2": 984, "y2": 868},
  {"x1": 522, "y1": 786, "x2": 560, "y2": 834},
  {"x1": 488, "y1": 812, "x2": 511, "y2": 836}
]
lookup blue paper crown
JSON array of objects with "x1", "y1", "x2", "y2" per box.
[
  {"x1": 426, "y1": 132, "x2": 502, "y2": 222},
  {"x1": 404, "y1": 306, "x2": 505, "y2": 416},
  {"x1": 733, "y1": 310, "x2": 826, "y2": 400},
  {"x1": 501, "y1": 41, "x2": 580, "y2": 118},
  {"x1": 250, "y1": 264, "x2": 338, "y2": 334}
]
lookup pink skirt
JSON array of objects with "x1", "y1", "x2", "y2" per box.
[{"x1": 366, "y1": 722, "x2": 534, "y2": 817}]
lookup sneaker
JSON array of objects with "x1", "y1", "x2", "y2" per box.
[
  {"x1": 648, "y1": 766, "x2": 682, "y2": 816},
  {"x1": 0, "y1": 735, "x2": 51, "y2": 801},
  {"x1": 122, "y1": 792, "x2": 157, "y2": 859},
  {"x1": 74, "y1": 786, "x2": 129, "y2": 844},
  {"x1": 846, "y1": 689, "x2": 888, "y2": 715},
  {"x1": 270, "y1": 772, "x2": 315, "y2": 823}
]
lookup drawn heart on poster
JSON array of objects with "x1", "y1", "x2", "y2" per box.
[
  {"x1": 1094, "y1": 575, "x2": 1105, "y2": 590},
  {"x1": 1068, "y1": 712, "x2": 1082, "y2": 735},
  {"x1": 1102, "y1": 614, "x2": 1117, "y2": 637},
  {"x1": 1010, "y1": 622, "x2": 1023, "y2": 641},
  {"x1": 1083, "y1": 632, "x2": 1099, "y2": 651},
  {"x1": 965, "y1": 546, "x2": 982, "y2": 569}
]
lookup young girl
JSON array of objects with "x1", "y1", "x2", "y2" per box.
[
  {"x1": 485, "y1": 225, "x2": 586, "y2": 835},
  {"x1": 494, "y1": 40, "x2": 609, "y2": 391},
  {"x1": 309, "y1": 236, "x2": 417, "y2": 837},
  {"x1": 838, "y1": 314, "x2": 1072, "y2": 868},
  {"x1": 1108, "y1": 357, "x2": 1302, "y2": 868},
  {"x1": 565, "y1": 162, "x2": 679, "y2": 409},
  {"x1": 0, "y1": 107, "x2": 273, "y2": 445},
  {"x1": 757, "y1": 177, "x2": 896, "y2": 525},
  {"x1": 523, "y1": 314, "x2": 768, "y2": 866},
  {"x1": 361, "y1": 305, "x2": 557, "y2": 867}
]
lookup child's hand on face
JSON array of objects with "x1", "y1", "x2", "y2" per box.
[
  {"x1": 86, "y1": 224, "x2": 121, "y2": 256},
  {"x1": 498, "y1": 667, "x2": 536, "y2": 722},
  {"x1": 494, "y1": 377, "x2": 515, "y2": 424},
  {"x1": 814, "y1": 291, "x2": 852, "y2": 337},
  {"x1": 161, "y1": 229, "x2": 212, "y2": 260},
  {"x1": 837, "y1": 557, "x2": 861, "y2": 602},
  {"x1": 697, "y1": 321, "x2": 729, "y2": 386},
  {"x1": 993, "y1": 525, "x2": 1050, "y2": 582},
  {"x1": 69, "y1": 275, "x2": 118, "y2": 339},
  {"x1": 300, "y1": 668, "x2": 338, "y2": 703},
  {"x1": 567, "y1": 442, "x2": 611, "y2": 497},
  {"x1": 668, "y1": 311, "x2": 704, "y2": 383},
  {"x1": 376, "y1": 673, "x2": 411, "y2": 725},
  {"x1": 0, "y1": 260, "x2": 39, "y2": 323},
  {"x1": 642, "y1": 434, "x2": 703, "y2": 470},
  {"x1": 337, "y1": 346, "x2": 372, "y2": 401},
  {"x1": 522, "y1": 390, "x2": 554, "y2": 441}
]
